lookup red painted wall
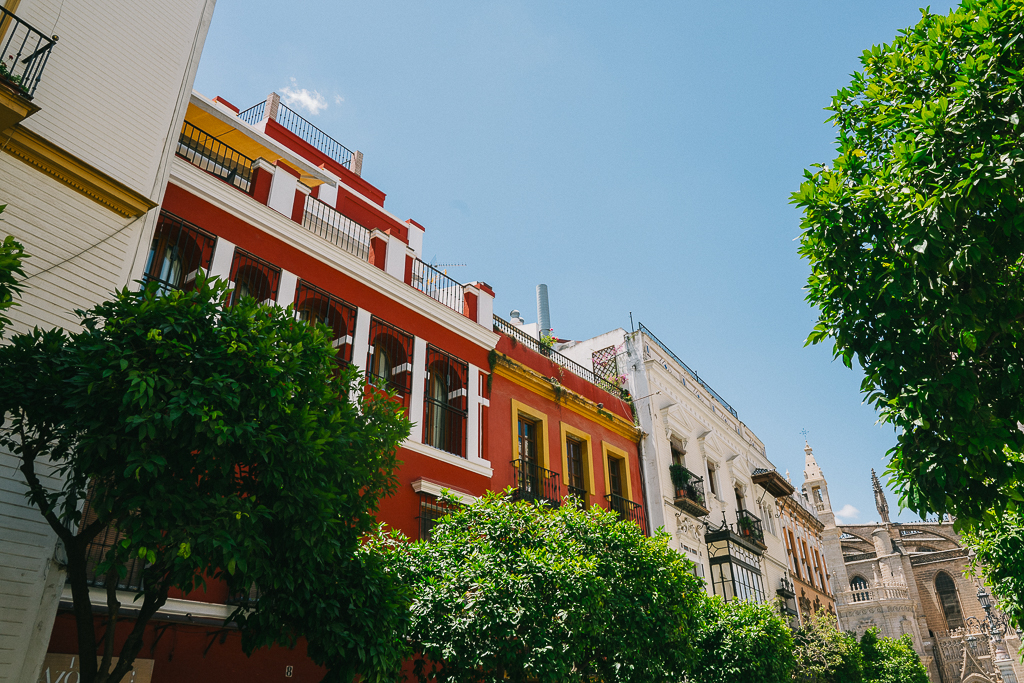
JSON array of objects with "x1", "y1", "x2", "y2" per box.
[{"x1": 162, "y1": 185, "x2": 488, "y2": 370}]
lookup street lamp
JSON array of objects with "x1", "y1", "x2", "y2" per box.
[{"x1": 975, "y1": 584, "x2": 1015, "y2": 683}]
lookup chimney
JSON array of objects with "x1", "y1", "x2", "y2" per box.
[{"x1": 536, "y1": 284, "x2": 551, "y2": 337}]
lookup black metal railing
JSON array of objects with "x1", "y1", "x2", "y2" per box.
[
  {"x1": 637, "y1": 323, "x2": 737, "y2": 418},
  {"x1": 411, "y1": 259, "x2": 464, "y2": 314},
  {"x1": 605, "y1": 493, "x2": 646, "y2": 531},
  {"x1": 83, "y1": 528, "x2": 145, "y2": 592},
  {"x1": 736, "y1": 509, "x2": 765, "y2": 546},
  {"x1": 0, "y1": 7, "x2": 55, "y2": 98},
  {"x1": 669, "y1": 464, "x2": 708, "y2": 514},
  {"x1": 237, "y1": 100, "x2": 265, "y2": 126},
  {"x1": 239, "y1": 99, "x2": 354, "y2": 170},
  {"x1": 493, "y1": 315, "x2": 630, "y2": 399},
  {"x1": 418, "y1": 491, "x2": 460, "y2": 542},
  {"x1": 567, "y1": 485, "x2": 587, "y2": 508},
  {"x1": 177, "y1": 122, "x2": 255, "y2": 194},
  {"x1": 511, "y1": 459, "x2": 562, "y2": 506},
  {"x1": 302, "y1": 196, "x2": 371, "y2": 261}
]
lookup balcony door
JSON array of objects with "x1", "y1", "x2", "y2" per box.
[{"x1": 518, "y1": 418, "x2": 539, "y2": 498}]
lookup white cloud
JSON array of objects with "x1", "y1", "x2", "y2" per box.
[
  {"x1": 834, "y1": 504, "x2": 860, "y2": 521},
  {"x1": 334, "y1": 94, "x2": 344, "y2": 105},
  {"x1": 281, "y1": 78, "x2": 328, "y2": 116}
]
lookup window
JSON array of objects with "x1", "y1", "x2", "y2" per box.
[
  {"x1": 423, "y1": 346, "x2": 468, "y2": 457},
  {"x1": 935, "y1": 572, "x2": 964, "y2": 630},
  {"x1": 367, "y1": 316, "x2": 414, "y2": 403},
  {"x1": 294, "y1": 280, "x2": 357, "y2": 365},
  {"x1": 608, "y1": 456, "x2": 624, "y2": 498},
  {"x1": 707, "y1": 533, "x2": 765, "y2": 602},
  {"x1": 143, "y1": 212, "x2": 215, "y2": 293},
  {"x1": 707, "y1": 463, "x2": 718, "y2": 497},
  {"x1": 850, "y1": 576, "x2": 870, "y2": 602},
  {"x1": 789, "y1": 530, "x2": 802, "y2": 580},
  {"x1": 79, "y1": 489, "x2": 144, "y2": 592},
  {"x1": 813, "y1": 486, "x2": 823, "y2": 503},
  {"x1": 229, "y1": 248, "x2": 281, "y2": 305},
  {"x1": 734, "y1": 487, "x2": 745, "y2": 512},
  {"x1": 417, "y1": 491, "x2": 459, "y2": 542},
  {"x1": 566, "y1": 437, "x2": 585, "y2": 503}
]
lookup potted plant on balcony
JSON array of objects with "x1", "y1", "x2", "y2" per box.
[
  {"x1": 669, "y1": 463, "x2": 691, "y2": 499},
  {"x1": 737, "y1": 514, "x2": 756, "y2": 537}
]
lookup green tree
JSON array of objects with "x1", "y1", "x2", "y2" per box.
[
  {"x1": 859, "y1": 629, "x2": 929, "y2": 683},
  {"x1": 0, "y1": 204, "x2": 28, "y2": 335},
  {"x1": 0, "y1": 274, "x2": 411, "y2": 683},
  {"x1": 792, "y1": 611, "x2": 864, "y2": 683},
  {"x1": 689, "y1": 596, "x2": 796, "y2": 683},
  {"x1": 379, "y1": 491, "x2": 705, "y2": 683},
  {"x1": 965, "y1": 510, "x2": 1024, "y2": 629},
  {"x1": 793, "y1": 0, "x2": 1024, "y2": 622}
]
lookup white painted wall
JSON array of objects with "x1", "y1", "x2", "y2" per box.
[{"x1": 0, "y1": 1, "x2": 217, "y2": 680}]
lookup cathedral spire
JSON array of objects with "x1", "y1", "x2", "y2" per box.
[
  {"x1": 871, "y1": 468, "x2": 890, "y2": 523},
  {"x1": 803, "y1": 441, "x2": 823, "y2": 481}
]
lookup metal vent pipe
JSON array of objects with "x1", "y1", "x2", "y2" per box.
[{"x1": 536, "y1": 284, "x2": 551, "y2": 337}]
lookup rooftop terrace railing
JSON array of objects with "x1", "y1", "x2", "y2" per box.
[
  {"x1": 238, "y1": 99, "x2": 354, "y2": 171},
  {"x1": 177, "y1": 121, "x2": 255, "y2": 194},
  {"x1": 411, "y1": 258, "x2": 464, "y2": 314},
  {"x1": 637, "y1": 323, "x2": 737, "y2": 418},
  {"x1": 0, "y1": 6, "x2": 56, "y2": 98},
  {"x1": 302, "y1": 195, "x2": 371, "y2": 262},
  {"x1": 493, "y1": 315, "x2": 629, "y2": 400}
]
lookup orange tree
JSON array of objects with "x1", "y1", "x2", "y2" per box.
[
  {"x1": 794, "y1": 0, "x2": 1024, "y2": 624},
  {"x1": 0, "y1": 274, "x2": 410, "y2": 683}
]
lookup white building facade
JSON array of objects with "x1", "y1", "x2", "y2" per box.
[
  {"x1": 0, "y1": 1, "x2": 216, "y2": 680},
  {"x1": 560, "y1": 323, "x2": 795, "y2": 605}
]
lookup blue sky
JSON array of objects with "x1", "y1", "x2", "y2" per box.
[{"x1": 195, "y1": 1, "x2": 958, "y2": 526}]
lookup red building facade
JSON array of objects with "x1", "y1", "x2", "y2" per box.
[{"x1": 42, "y1": 91, "x2": 645, "y2": 682}]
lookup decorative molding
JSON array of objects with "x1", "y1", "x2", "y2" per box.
[
  {"x1": 401, "y1": 439, "x2": 493, "y2": 477},
  {"x1": 411, "y1": 478, "x2": 478, "y2": 503},
  {"x1": 2, "y1": 124, "x2": 157, "y2": 217},
  {"x1": 0, "y1": 83, "x2": 39, "y2": 133}
]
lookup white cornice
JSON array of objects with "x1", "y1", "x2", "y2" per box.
[
  {"x1": 63, "y1": 586, "x2": 234, "y2": 621},
  {"x1": 401, "y1": 440, "x2": 493, "y2": 477},
  {"x1": 411, "y1": 478, "x2": 478, "y2": 502},
  {"x1": 169, "y1": 160, "x2": 499, "y2": 351}
]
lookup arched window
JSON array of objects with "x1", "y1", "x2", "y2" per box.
[
  {"x1": 366, "y1": 317, "x2": 413, "y2": 402},
  {"x1": 293, "y1": 281, "x2": 357, "y2": 366},
  {"x1": 935, "y1": 572, "x2": 964, "y2": 630},
  {"x1": 143, "y1": 213, "x2": 214, "y2": 294},
  {"x1": 422, "y1": 346, "x2": 468, "y2": 456},
  {"x1": 850, "y1": 576, "x2": 870, "y2": 602}
]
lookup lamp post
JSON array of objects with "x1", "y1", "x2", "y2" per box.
[{"x1": 976, "y1": 585, "x2": 1017, "y2": 683}]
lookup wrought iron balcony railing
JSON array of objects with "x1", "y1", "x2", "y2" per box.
[
  {"x1": 177, "y1": 121, "x2": 255, "y2": 194},
  {"x1": 302, "y1": 195, "x2": 371, "y2": 262},
  {"x1": 669, "y1": 464, "x2": 710, "y2": 517},
  {"x1": 637, "y1": 323, "x2": 737, "y2": 419},
  {"x1": 411, "y1": 259, "x2": 464, "y2": 314},
  {"x1": 605, "y1": 493, "x2": 646, "y2": 531},
  {"x1": 511, "y1": 459, "x2": 561, "y2": 506},
  {"x1": 567, "y1": 484, "x2": 587, "y2": 508},
  {"x1": 82, "y1": 527, "x2": 145, "y2": 592},
  {"x1": 736, "y1": 509, "x2": 765, "y2": 547},
  {"x1": 238, "y1": 99, "x2": 354, "y2": 171},
  {"x1": 0, "y1": 7, "x2": 56, "y2": 98},
  {"x1": 492, "y1": 315, "x2": 630, "y2": 400}
]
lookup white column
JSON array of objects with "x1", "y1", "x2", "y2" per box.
[
  {"x1": 267, "y1": 165, "x2": 299, "y2": 217},
  {"x1": 351, "y1": 307, "x2": 371, "y2": 376},
  {"x1": 208, "y1": 237, "x2": 236, "y2": 281},
  {"x1": 276, "y1": 270, "x2": 298, "y2": 307},
  {"x1": 385, "y1": 232, "x2": 407, "y2": 280},
  {"x1": 408, "y1": 336, "x2": 428, "y2": 443},
  {"x1": 466, "y1": 364, "x2": 489, "y2": 464}
]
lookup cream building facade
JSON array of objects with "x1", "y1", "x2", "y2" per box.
[
  {"x1": 0, "y1": 1, "x2": 215, "y2": 680},
  {"x1": 560, "y1": 323, "x2": 796, "y2": 605},
  {"x1": 819, "y1": 468, "x2": 1023, "y2": 683}
]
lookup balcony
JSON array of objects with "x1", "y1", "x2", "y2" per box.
[
  {"x1": 177, "y1": 121, "x2": 255, "y2": 194},
  {"x1": 0, "y1": 7, "x2": 55, "y2": 130},
  {"x1": 411, "y1": 258, "x2": 465, "y2": 314},
  {"x1": 82, "y1": 527, "x2": 145, "y2": 592},
  {"x1": 736, "y1": 509, "x2": 766, "y2": 548},
  {"x1": 303, "y1": 195, "x2": 371, "y2": 262},
  {"x1": 493, "y1": 314, "x2": 630, "y2": 399},
  {"x1": 669, "y1": 464, "x2": 710, "y2": 518},
  {"x1": 239, "y1": 98, "x2": 355, "y2": 171},
  {"x1": 834, "y1": 581, "x2": 911, "y2": 607},
  {"x1": 511, "y1": 459, "x2": 562, "y2": 507},
  {"x1": 605, "y1": 493, "x2": 647, "y2": 531},
  {"x1": 567, "y1": 484, "x2": 587, "y2": 508}
]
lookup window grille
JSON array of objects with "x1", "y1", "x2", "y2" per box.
[
  {"x1": 143, "y1": 212, "x2": 215, "y2": 294},
  {"x1": 417, "y1": 491, "x2": 460, "y2": 542},
  {"x1": 423, "y1": 345, "x2": 469, "y2": 457},
  {"x1": 229, "y1": 249, "x2": 281, "y2": 306},
  {"x1": 294, "y1": 280, "x2": 357, "y2": 365},
  {"x1": 935, "y1": 572, "x2": 964, "y2": 630},
  {"x1": 79, "y1": 491, "x2": 145, "y2": 592},
  {"x1": 591, "y1": 345, "x2": 619, "y2": 380},
  {"x1": 367, "y1": 317, "x2": 414, "y2": 402}
]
